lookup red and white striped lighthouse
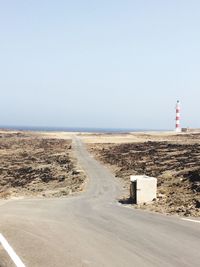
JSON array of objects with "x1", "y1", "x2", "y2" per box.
[{"x1": 175, "y1": 100, "x2": 181, "y2": 132}]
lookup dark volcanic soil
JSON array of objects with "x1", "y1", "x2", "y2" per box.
[
  {"x1": 0, "y1": 132, "x2": 85, "y2": 198},
  {"x1": 89, "y1": 140, "x2": 200, "y2": 217}
]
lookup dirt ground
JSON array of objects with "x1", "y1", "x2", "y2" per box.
[
  {"x1": 0, "y1": 131, "x2": 86, "y2": 199},
  {"x1": 87, "y1": 132, "x2": 200, "y2": 217},
  {"x1": 1, "y1": 130, "x2": 200, "y2": 217},
  {"x1": 79, "y1": 131, "x2": 200, "y2": 144}
]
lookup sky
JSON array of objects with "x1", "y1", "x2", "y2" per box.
[{"x1": 0, "y1": 0, "x2": 200, "y2": 130}]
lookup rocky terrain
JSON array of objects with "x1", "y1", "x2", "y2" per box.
[
  {"x1": 0, "y1": 131, "x2": 86, "y2": 199},
  {"x1": 89, "y1": 136, "x2": 200, "y2": 217}
]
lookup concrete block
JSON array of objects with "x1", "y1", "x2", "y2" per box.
[{"x1": 130, "y1": 175, "x2": 157, "y2": 204}]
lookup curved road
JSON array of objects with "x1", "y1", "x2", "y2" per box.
[{"x1": 0, "y1": 137, "x2": 200, "y2": 266}]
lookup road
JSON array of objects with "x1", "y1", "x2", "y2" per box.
[{"x1": 0, "y1": 137, "x2": 200, "y2": 267}]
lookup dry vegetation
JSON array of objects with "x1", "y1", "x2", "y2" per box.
[
  {"x1": 0, "y1": 131, "x2": 85, "y2": 199},
  {"x1": 89, "y1": 133, "x2": 200, "y2": 217}
]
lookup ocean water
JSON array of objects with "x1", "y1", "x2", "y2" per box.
[{"x1": 0, "y1": 125, "x2": 167, "y2": 133}]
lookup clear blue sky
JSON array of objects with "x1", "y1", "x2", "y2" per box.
[{"x1": 0, "y1": 1, "x2": 199, "y2": 130}]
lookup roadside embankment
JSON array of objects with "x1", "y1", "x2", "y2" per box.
[
  {"x1": 87, "y1": 132, "x2": 200, "y2": 217},
  {"x1": 0, "y1": 131, "x2": 86, "y2": 199}
]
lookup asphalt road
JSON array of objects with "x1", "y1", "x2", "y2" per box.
[{"x1": 0, "y1": 137, "x2": 200, "y2": 267}]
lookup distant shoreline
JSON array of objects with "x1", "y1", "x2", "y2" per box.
[{"x1": 0, "y1": 126, "x2": 169, "y2": 134}]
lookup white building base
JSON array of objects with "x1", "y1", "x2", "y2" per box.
[{"x1": 175, "y1": 128, "x2": 182, "y2": 133}]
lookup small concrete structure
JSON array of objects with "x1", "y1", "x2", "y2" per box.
[
  {"x1": 130, "y1": 175, "x2": 157, "y2": 204},
  {"x1": 182, "y1": 128, "x2": 189, "y2": 133}
]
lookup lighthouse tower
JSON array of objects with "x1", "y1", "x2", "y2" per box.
[{"x1": 175, "y1": 100, "x2": 181, "y2": 132}]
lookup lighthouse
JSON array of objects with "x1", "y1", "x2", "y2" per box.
[{"x1": 175, "y1": 100, "x2": 181, "y2": 132}]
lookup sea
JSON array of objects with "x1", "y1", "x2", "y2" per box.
[{"x1": 0, "y1": 126, "x2": 168, "y2": 133}]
